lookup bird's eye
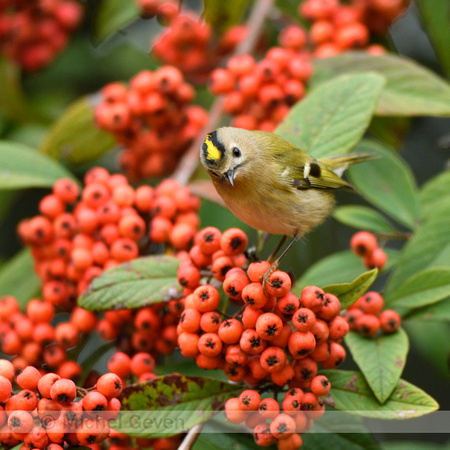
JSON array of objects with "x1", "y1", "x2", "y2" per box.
[{"x1": 233, "y1": 147, "x2": 241, "y2": 157}]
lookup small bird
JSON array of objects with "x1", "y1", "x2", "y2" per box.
[{"x1": 200, "y1": 127, "x2": 373, "y2": 269}]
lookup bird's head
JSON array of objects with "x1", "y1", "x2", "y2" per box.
[{"x1": 200, "y1": 127, "x2": 252, "y2": 187}]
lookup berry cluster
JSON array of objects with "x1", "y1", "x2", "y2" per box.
[
  {"x1": 137, "y1": 0, "x2": 179, "y2": 22},
  {"x1": 210, "y1": 48, "x2": 312, "y2": 132},
  {"x1": 147, "y1": 5, "x2": 247, "y2": 83},
  {"x1": 225, "y1": 375, "x2": 331, "y2": 448},
  {"x1": 177, "y1": 226, "x2": 248, "y2": 294},
  {"x1": 176, "y1": 226, "x2": 349, "y2": 385},
  {"x1": 96, "y1": 299, "x2": 181, "y2": 358},
  {"x1": 298, "y1": 0, "x2": 409, "y2": 58},
  {"x1": 15, "y1": 173, "x2": 199, "y2": 375},
  {"x1": 0, "y1": 0, "x2": 83, "y2": 71},
  {"x1": 0, "y1": 295, "x2": 84, "y2": 378},
  {"x1": 344, "y1": 291, "x2": 401, "y2": 337},
  {"x1": 107, "y1": 351, "x2": 156, "y2": 384},
  {"x1": 95, "y1": 68, "x2": 208, "y2": 180},
  {"x1": 350, "y1": 231, "x2": 387, "y2": 270},
  {"x1": 0, "y1": 359, "x2": 122, "y2": 448},
  {"x1": 208, "y1": 0, "x2": 409, "y2": 131},
  {"x1": 19, "y1": 170, "x2": 200, "y2": 308}
]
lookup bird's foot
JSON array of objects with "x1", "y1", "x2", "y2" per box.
[{"x1": 260, "y1": 261, "x2": 279, "y2": 295}]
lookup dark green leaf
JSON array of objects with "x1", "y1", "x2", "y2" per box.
[
  {"x1": 405, "y1": 322, "x2": 450, "y2": 380},
  {"x1": 93, "y1": 0, "x2": 141, "y2": 45},
  {"x1": 386, "y1": 213, "x2": 450, "y2": 296},
  {"x1": 333, "y1": 205, "x2": 397, "y2": 234},
  {"x1": 416, "y1": 0, "x2": 450, "y2": 77},
  {"x1": 405, "y1": 298, "x2": 450, "y2": 322},
  {"x1": 39, "y1": 97, "x2": 116, "y2": 165},
  {"x1": 154, "y1": 360, "x2": 229, "y2": 382},
  {"x1": 312, "y1": 52, "x2": 450, "y2": 116},
  {"x1": 0, "y1": 141, "x2": 77, "y2": 190},
  {"x1": 203, "y1": 0, "x2": 248, "y2": 32},
  {"x1": 322, "y1": 370, "x2": 439, "y2": 419},
  {"x1": 303, "y1": 413, "x2": 380, "y2": 450},
  {"x1": 0, "y1": 57, "x2": 36, "y2": 122},
  {"x1": 78, "y1": 256, "x2": 180, "y2": 311},
  {"x1": 276, "y1": 73, "x2": 385, "y2": 159},
  {"x1": 419, "y1": 170, "x2": 450, "y2": 221},
  {"x1": 0, "y1": 249, "x2": 40, "y2": 307},
  {"x1": 385, "y1": 268, "x2": 450, "y2": 309},
  {"x1": 114, "y1": 375, "x2": 242, "y2": 438},
  {"x1": 323, "y1": 269, "x2": 378, "y2": 310},
  {"x1": 345, "y1": 328, "x2": 409, "y2": 404},
  {"x1": 194, "y1": 420, "x2": 260, "y2": 450},
  {"x1": 347, "y1": 140, "x2": 420, "y2": 229}
]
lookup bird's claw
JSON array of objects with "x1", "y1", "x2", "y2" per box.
[{"x1": 260, "y1": 262, "x2": 279, "y2": 295}]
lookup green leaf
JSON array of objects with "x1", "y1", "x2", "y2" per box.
[
  {"x1": 405, "y1": 322, "x2": 450, "y2": 380},
  {"x1": 323, "y1": 269, "x2": 378, "y2": 309},
  {"x1": 295, "y1": 249, "x2": 398, "y2": 295},
  {"x1": 345, "y1": 328, "x2": 409, "y2": 404},
  {"x1": 406, "y1": 298, "x2": 450, "y2": 322},
  {"x1": 419, "y1": 170, "x2": 450, "y2": 221},
  {"x1": 114, "y1": 375, "x2": 242, "y2": 438},
  {"x1": 78, "y1": 256, "x2": 180, "y2": 311},
  {"x1": 0, "y1": 57, "x2": 36, "y2": 122},
  {"x1": 203, "y1": 0, "x2": 248, "y2": 33},
  {"x1": 93, "y1": 0, "x2": 141, "y2": 45},
  {"x1": 39, "y1": 97, "x2": 116, "y2": 165},
  {"x1": 303, "y1": 413, "x2": 380, "y2": 450},
  {"x1": 296, "y1": 250, "x2": 367, "y2": 292},
  {"x1": 312, "y1": 52, "x2": 450, "y2": 116},
  {"x1": 194, "y1": 420, "x2": 260, "y2": 450},
  {"x1": 0, "y1": 141, "x2": 77, "y2": 190},
  {"x1": 0, "y1": 249, "x2": 40, "y2": 307},
  {"x1": 7, "y1": 124, "x2": 48, "y2": 148},
  {"x1": 385, "y1": 268, "x2": 450, "y2": 309},
  {"x1": 276, "y1": 73, "x2": 385, "y2": 159},
  {"x1": 416, "y1": 0, "x2": 450, "y2": 77},
  {"x1": 333, "y1": 205, "x2": 397, "y2": 234},
  {"x1": 322, "y1": 370, "x2": 439, "y2": 419},
  {"x1": 347, "y1": 140, "x2": 420, "y2": 229},
  {"x1": 386, "y1": 211, "x2": 450, "y2": 296}
]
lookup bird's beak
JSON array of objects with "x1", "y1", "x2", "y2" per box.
[{"x1": 225, "y1": 168, "x2": 235, "y2": 186}]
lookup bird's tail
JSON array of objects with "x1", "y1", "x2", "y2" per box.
[{"x1": 319, "y1": 152, "x2": 376, "y2": 177}]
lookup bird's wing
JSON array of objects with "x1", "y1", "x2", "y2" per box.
[{"x1": 278, "y1": 148, "x2": 355, "y2": 192}]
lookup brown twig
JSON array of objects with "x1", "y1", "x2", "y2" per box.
[
  {"x1": 172, "y1": 0, "x2": 275, "y2": 186},
  {"x1": 178, "y1": 423, "x2": 205, "y2": 450}
]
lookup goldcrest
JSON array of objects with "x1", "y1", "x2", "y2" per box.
[{"x1": 200, "y1": 127, "x2": 373, "y2": 259}]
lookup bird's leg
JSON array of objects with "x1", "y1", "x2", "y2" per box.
[
  {"x1": 268, "y1": 235, "x2": 287, "y2": 264},
  {"x1": 261, "y1": 234, "x2": 298, "y2": 291}
]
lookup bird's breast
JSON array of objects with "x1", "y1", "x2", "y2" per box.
[{"x1": 211, "y1": 175, "x2": 335, "y2": 237}]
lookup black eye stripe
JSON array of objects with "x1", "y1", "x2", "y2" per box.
[{"x1": 233, "y1": 147, "x2": 241, "y2": 157}]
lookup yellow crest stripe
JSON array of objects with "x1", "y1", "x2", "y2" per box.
[{"x1": 205, "y1": 135, "x2": 222, "y2": 161}]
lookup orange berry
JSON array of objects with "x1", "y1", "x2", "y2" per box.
[
  {"x1": 350, "y1": 231, "x2": 378, "y2": 257},
  {"x1": 379, "y1": 309, "x2": 401, "y2": 333}
]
